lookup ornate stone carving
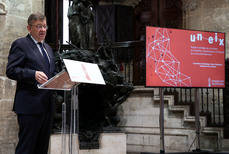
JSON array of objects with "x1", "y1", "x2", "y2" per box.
[
  {"x1": 182, "y1": 0, "x2": 199, "y2": 12},
  {"x1": 0, "y1": 2, "x2": 7, "y2": 15},
  {"x1": 99, "y1": 0, "x2": 142, "y2": 7}
]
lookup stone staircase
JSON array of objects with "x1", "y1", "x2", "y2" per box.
[{"x1": 117, "y1": 86, "x2": 227, "y2": 153}]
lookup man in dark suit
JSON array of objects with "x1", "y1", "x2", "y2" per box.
[{"x1": 6, "y1": 12, "x2": 55, "y2": 154}]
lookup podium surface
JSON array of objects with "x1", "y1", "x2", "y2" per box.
[
  {"x1": 38, "y1": 59, "x2": 105, "y2": 90},
  {"x1": 63, "y1": 59, "x2": 105, "y2": 85},
  {"x1": 38, "y1": 70, "x2": 77, "y2": 90}
]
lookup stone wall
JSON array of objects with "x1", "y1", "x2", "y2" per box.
[
  {"x1": 49, "y1": 133, "x2": 126, "y2": 154},
  {"x1": 0, "y1": 0, "x2": 44, "y2": 153},
  {"x1": 182, "y1": 0, "x2": 229, "y2": 58}
]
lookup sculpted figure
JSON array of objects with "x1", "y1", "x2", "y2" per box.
[{"x1": 68, "y1": 0, "x2": 95, "y2": 49}]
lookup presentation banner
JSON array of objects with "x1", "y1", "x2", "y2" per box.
[{"x1": 146, "y1": 26, "x2": 225, "y2": 88}]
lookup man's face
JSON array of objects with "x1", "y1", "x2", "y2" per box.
[{"x1": 27, "y1": 19, "x2": 47, "y2": 42}]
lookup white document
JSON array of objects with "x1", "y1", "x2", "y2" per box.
[{"x1": 63, "y1": 59, "x2": 106, "y2": 85}]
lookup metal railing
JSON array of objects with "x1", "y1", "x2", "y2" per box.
[{"x1": 163, "y1": 88, "x2": 224, "y2": 127}]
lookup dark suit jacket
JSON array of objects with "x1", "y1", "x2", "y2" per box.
[{"x1": 6, "y1": 34, "x2": 55, "y2": 114}]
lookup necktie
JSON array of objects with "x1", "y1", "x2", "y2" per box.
[{"x1": 38, "y1": 42, "x2": 50, "y2": 70}]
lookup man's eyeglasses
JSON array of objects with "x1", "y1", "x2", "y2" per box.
[{"x1": 30, "y1": 24, "x2": 48, "y2": 30}]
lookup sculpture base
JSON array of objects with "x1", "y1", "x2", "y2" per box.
[{"x1": 49, "y1": 133, "x2": 126, "y2": 154}]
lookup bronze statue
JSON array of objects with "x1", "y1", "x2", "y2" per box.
[
  {"x1": 52, "y1": 1, "x2": 134, "y2": 148},
  {"x1": 53, "y1": 43, "x2": 133, "y2": 148},
  {"x1": 68, "y1": 0, "x2": 95, "y2": 49}
]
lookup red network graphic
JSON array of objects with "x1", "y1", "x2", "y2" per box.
[{"x1": 146, "y1": 28, "x2": 192, "y2": 87}]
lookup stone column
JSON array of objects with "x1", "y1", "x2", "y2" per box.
[{"x1": 0, "y1": 0, "x2": 45, "y2": 153}]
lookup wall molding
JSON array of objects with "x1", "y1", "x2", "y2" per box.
[{"x1": 0, "y1": 2, "x2": 7, "y2": 15}]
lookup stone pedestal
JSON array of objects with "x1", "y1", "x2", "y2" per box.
[{"x1": 49, "y1": 133, "x2": 126, "y2": 154}]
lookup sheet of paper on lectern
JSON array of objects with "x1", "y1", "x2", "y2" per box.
[
  {"x1": 63, "y1": 59, "x2": 106, "y2": 85},
  {"x1": 38, "y1": 70, "x2": 78, "y2": 90}
]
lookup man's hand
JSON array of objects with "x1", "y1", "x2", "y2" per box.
[{"x1": 35, "y1": 71, "x2": 48, "y2": 84}]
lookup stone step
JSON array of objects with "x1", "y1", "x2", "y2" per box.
[
  {"x1": 119, "y1": 86, "x2": 225, "y2": 152},
  {"x1": 222, "y1": 139, "x2": 229, "y2": 151},
  {"x1": 154, "y1": 94, "x2": 207, "y2": 127}
]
